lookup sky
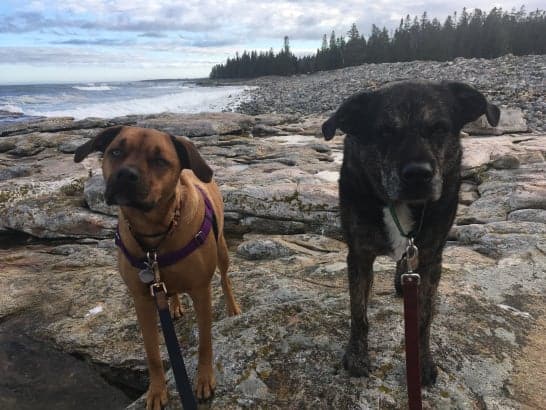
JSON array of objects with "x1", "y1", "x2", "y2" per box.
[{"x1": 0, "y1": 1, "x2": 542, "y2": 85}]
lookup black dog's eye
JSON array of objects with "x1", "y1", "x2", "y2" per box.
[
  {"x1": 381, "y1": 125, "x2": 397, "y2": 138},
  {"x1": 109, "y1": 148, "x2": 123, "y2": 158},
  {"x1": 430, "y1": 122, "x2": 450, "y2": 135}
]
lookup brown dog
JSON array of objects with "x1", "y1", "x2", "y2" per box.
[{"x1": 74, "y1": 126, "x2": 241, "y2": 409}]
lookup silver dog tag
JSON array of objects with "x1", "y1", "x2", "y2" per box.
[{"x1": 138, "y1": 266, "x2": 155, "y2": 284}]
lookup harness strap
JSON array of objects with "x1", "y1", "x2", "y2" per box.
[{"x1": 114, "y1": 186, "x2": 215, "y2": 270}]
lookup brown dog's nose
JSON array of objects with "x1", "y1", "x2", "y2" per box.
[
  {"x1": 401, "y1": 162, "x2": 433, "y2": 184},
  {"x1": 116, "y1": 167, "x2": 140, "y2": 183}
]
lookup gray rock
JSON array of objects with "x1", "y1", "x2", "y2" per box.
[
  {"x1": 309, "y1": 143, "x2": 332, "y2": 153},
  {"x1": 491, "y1": 153, "x2": 520, "y2": 169},
  {"x1": 252, "y1": 123, "x2": 285, "y2": 136},
  {"x1": 58, "y1": 137, "x2": 90, "y2": 154},
  {"x1": 84, "y1": 174, "x2": 118, "y2": 216},
  {"x1": 0, "y1": 117, "x2": 75, "y2": 137},
  {"x1": 7, "y1": 141, "x2": 45, "y2": 157},
  {"x1": 237, "y1": 239, "x2": 294, "y2": 260},
  {"x1": 239, "y1": 216, "x2": 306, "y2": 235},
  {"x1": 136, "y1": 112, "x2": 254, "y2": 137},
  {"x1": 508, "y1": 209, "x2": 546, "y2": 223},
  {"x1": 463, "y1": 108, "x2": 528, "y2": 135},
  {"x1": 0, "y1": 165, "x2": 33, "y2": 181},
  {"x1": 0, "y1": 140, "x2": 16, "y2": 152},
  {"x1": 236, "y1": 370, "x2": 271, "y2": 400}
]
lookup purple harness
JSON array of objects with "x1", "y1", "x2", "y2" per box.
[{"x1": 114, "y1": 186, "x2": 215, "y2": 270}]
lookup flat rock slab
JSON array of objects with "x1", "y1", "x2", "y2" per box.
[
  {"x1": 464, "y1": 108, "x2": 528, "y2": 135},
  {"x1": 135, "y1": 112, "x2": 255, "y2": 137}
]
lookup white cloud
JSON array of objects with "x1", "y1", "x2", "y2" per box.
[{"x1": 3, "y1": 1, "x2": 544, "y2": 40}]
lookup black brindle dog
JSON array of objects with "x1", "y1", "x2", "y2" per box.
[{"x1": 322, "y1": 80, "x2": 500, "y2": 385}]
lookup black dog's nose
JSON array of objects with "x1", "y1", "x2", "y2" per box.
[
  {"x1": 401, "y1": 162, "x2": 433, "y2": 183},
  {"x1": 116, "y1": 167, "x2": 140, "y2": 183}
]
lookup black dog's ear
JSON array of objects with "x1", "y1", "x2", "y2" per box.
[
  {"x1": 171, "y1": 135, "x2": 213, "y2": 183},
  {"x1": 446, "y1": 82, "x2": 500, "y2": 128},
  {"x1": 322, "y1": 91, "x2": 374, "y2": 140},
  {"x1": 322, "y1": 116, "x2": 337, "y2": 141},
  {"x1": 74, "y1": 126, "x2": 124, "y2": 163}
]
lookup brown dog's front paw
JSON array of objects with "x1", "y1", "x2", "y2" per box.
[
  {"x1": 195, "y1": 364, "x2": 216, "y2": 401},
  {"x1": 169, "y1": 295, "x2": 185, "y2": 320},
  {"x1": 343, "y1": 347, "x2": 371, "y2": 377},
  {"x1": 228, "y1": 302, "x2": 241, "y2": 316},
  {"x1": 145, "y1": 383, "x2": 168, "y2": 410},
  {"x1": 421, "y1": 359, "x2": 438, "y2": 386}
]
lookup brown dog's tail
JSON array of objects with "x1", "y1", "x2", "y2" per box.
[{"x1": 216, "y1": 234, "x2": 229, "y2": 276}]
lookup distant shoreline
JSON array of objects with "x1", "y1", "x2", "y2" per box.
[
  {"x1": 1, "y1": 55, "x2": 544, "y2": 133},
  {"x1": 233, "y1": 54, "x2": 546, "y2": 132}
]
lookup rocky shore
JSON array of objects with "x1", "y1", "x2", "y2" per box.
[
  {"x1": 1, "y1": 57, "x2": 545, "y2": 409},
  {"x1": 235, "y1": 54, "x2": 546, "y2": 133}
]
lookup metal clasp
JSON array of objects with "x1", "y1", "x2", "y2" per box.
[
  {"x1": 401, "y1": 272, "x2": 421, "y2": 285},
  {"x1": 405, "y1": 237, "x2": 419, "y2": 272},
  {"x1": 150, "y1": 281, "x2": 167, "y2": 297},
  {"x1": 146, "y1": 251, "x2": 158, "y2": 265},
  {"x1": 194, "y1": 230, "x2": 205, "y2": 245}
]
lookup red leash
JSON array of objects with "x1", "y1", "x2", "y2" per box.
[
  {"x1": 401, "y1": 239, "x2": 423, "y2": 410},
  {"x1": 402, "y1": 273, "x2": 423, "y2": 409}
]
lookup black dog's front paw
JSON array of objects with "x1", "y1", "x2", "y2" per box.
[
  {"x1": 343, "y1": 346, "x2": 371, "y2": 377},
  {"x1": 421, "y1": 359, "x2": 438, "y2": 386}
]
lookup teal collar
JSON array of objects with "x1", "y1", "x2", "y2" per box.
[{"x1": 388, "y1": 203, "x2": 426, "y2": 239}]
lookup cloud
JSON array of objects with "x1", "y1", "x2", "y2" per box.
[
  {"x1": 2, "y1": 0, "x2": 544, "y2": 42},
  {"x1": 138, "y1": 32, "x2": 168, "y2": 38},
  {"x1": 52, "y1": 38, "x2": 135, "y2": 46}
]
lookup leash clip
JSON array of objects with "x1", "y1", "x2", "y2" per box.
[
  {"x1": 401, "y1": 272, "x2": 421, "y2": 286},
  {"x1": 402, "y1": 237, "x2": 420, "y2": 284},
  {"x1": 150, "y1": 281, "x2": 167, "y2": 297},
  {"x1": 405, "y1": 237, "x2": 419, "y2": 273}
]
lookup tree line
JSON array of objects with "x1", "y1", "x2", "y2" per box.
[{"x1": 209, "y1": 6, "x2": 546, "y2": 79}]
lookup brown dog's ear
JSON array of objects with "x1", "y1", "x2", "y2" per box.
[
  {"x1": 322, "y1": 91, "x2": 375, "y2": 140},
  {"x1": 74, "y1": 126, "x2": 124, "y2": 163},
  {"x1": 446, "y1": 81, "x2": 500, "y2": 128},
  {"x1": 171, "y1": 135, "x2": 213, "y2": 183}
]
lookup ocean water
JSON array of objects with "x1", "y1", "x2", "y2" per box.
[{"x1": 0, "y1": 80, "x2": 251, "y2": 124}]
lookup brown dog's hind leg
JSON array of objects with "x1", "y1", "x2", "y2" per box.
[
  {"x1": 169, "y1": 293, "x2": 185, "y2": 320},
  {"x1": 217, "y1": 234, "x2": 241, "y2": 316},
  {"x1": 189, "y1": 285, "x2": 216, "y2": 400},
  {"x1": 343, "y1": 248, "x2": 375, "y2": 377},
  {"x1": 134, "y1": 297, "x2": 168, "y2": 410}
]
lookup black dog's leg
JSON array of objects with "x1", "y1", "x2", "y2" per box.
[
  {"x1": 417, "y1": 255, "x2": 442, "y2": 385},
  {"x1": 343, "y1": 248, "x2": 375, "y2": 376},
  {"x1": 394, "y1": 259, "x2": 405, "y2": 297}
]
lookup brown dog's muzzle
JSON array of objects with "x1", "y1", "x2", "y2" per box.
[{"x1": 105, "y1": 166, "x2": 153, "y2": 210}]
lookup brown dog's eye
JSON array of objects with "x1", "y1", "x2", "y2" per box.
[
  {"x1": 151, "y1": 158, "x2": 169, "y2": 167},
  {"x1": 109, "y1": 148, "x2": 123, "y2": 158}
]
